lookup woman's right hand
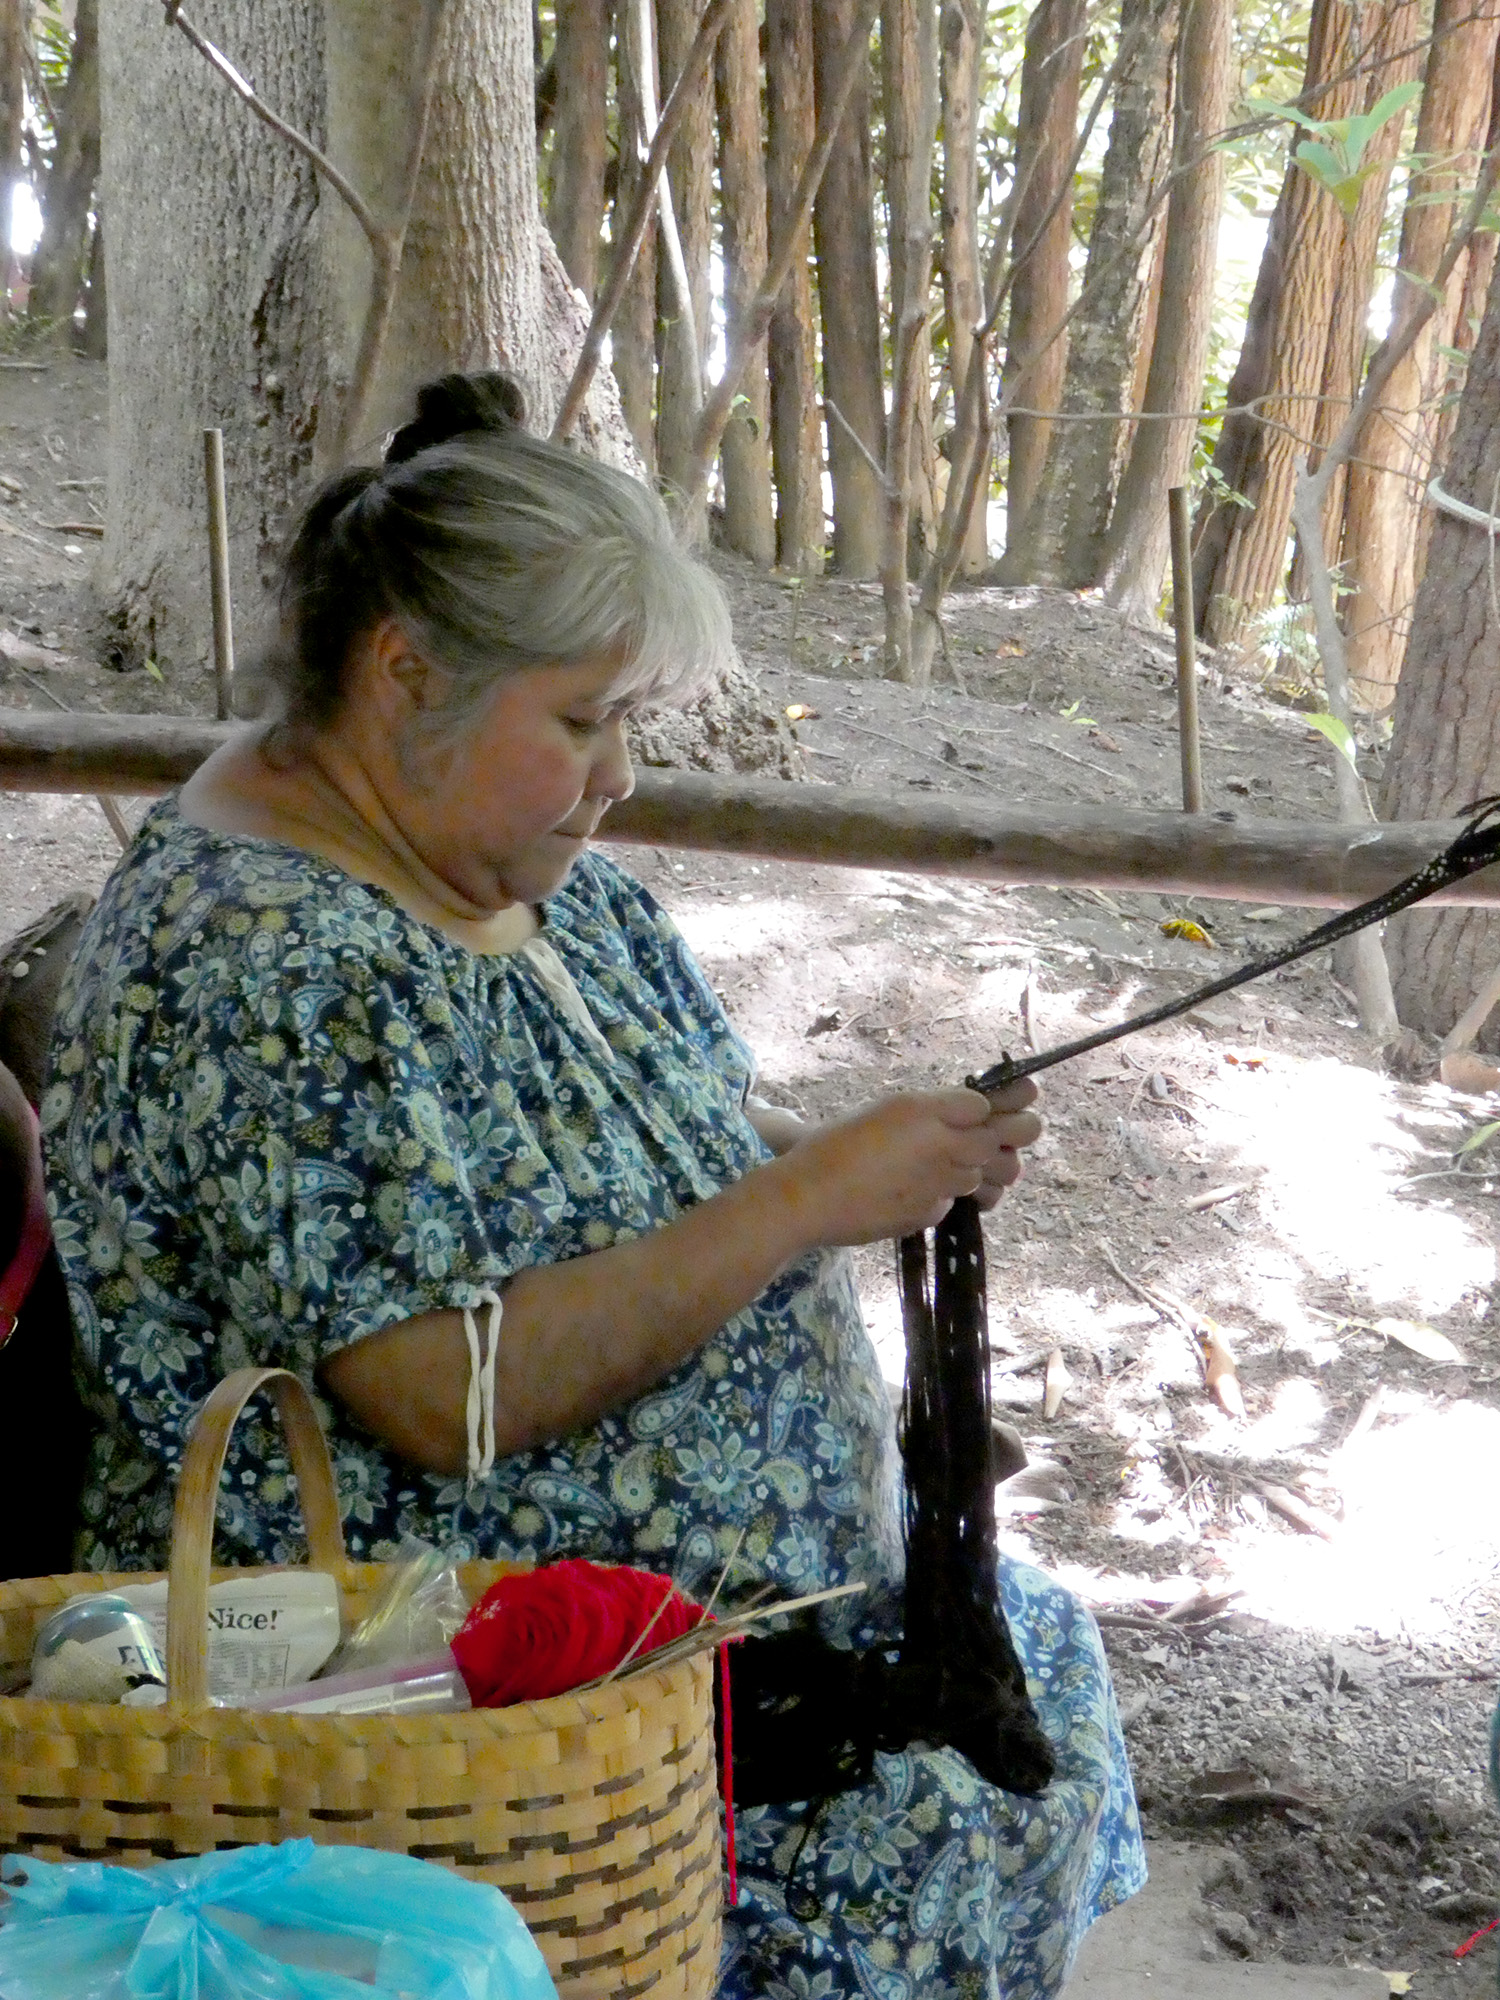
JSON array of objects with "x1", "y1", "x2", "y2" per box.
[{"x1": 768, "y1": 1085, "x2": 1042, "y2": 1247}]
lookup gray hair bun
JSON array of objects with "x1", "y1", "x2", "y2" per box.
[{"x1": 385, "y1": 371, "x2": 529, "y2": 465}]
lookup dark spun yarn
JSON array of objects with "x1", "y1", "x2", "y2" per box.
[{"x1": 384, "y1": 371, "x2": 527, "y2": 464}]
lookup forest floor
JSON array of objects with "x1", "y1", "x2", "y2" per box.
[{"x1": 2, "y1": 355, "x2": 1498, "y2": 1996}]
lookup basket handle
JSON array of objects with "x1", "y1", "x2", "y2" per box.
[{"x1": 167, "y1": 1367, "x2": 347, "y2": 1705}]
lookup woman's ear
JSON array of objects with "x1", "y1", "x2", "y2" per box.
[{"x1": 355, "y1": 618, "x2": 443, "y2": 719}]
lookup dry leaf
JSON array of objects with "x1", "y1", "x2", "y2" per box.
[
  {"x1": 1385, "y1": 1975, "x2": 1411, "y2": 1995},
  {"x1": 995, "y1": 638, "x2": 1024, "y2": 657},
  {"x1": 783, "y1": 702, "x2": 820, "y2": 722},
  {"x1": 1373, "y1": 1316, "x2": 1466, "y2": 1365},
  {"x1": 1201, "y1": 1326, "x2": 1246, "y2": 1419},
  {"x1": 1190, "y1": 1767, "x2": 1318, "y2": 1810},
  {"x1": 1043, "y1": 1349, "x2": 1072, "y2": 1419},
  {"x1": 1440, "y1": 1049, "x2": 1500, "y2": 1095},
  {"x1": 1161, "y1": 918, "x2": 1215, "y2": 946}
]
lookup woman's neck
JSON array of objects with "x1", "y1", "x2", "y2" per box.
[{"x1": 179, "y1": 729, "x2": 540, "y2": 954}]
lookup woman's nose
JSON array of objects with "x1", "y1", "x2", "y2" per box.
[{"x1": 591, "y1": 721, "x2": 636, "y2": 802}]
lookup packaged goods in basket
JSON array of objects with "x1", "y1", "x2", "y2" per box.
[{"x1": 0, "y1": 1840, "x2": 559, "y2": 2000}]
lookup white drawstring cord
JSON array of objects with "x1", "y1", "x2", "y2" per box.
[{"x1": 463, "y1": 1287, "x2": 502, "y2": 1494}]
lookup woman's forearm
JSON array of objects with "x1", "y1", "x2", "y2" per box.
[{"x1": 318, "y1": 1154, "x2": 818, "y2": 1472}]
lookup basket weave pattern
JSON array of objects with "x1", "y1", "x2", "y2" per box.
[{"x1": 0, "y1": 1373, "x2": 722, "y2": 1999}]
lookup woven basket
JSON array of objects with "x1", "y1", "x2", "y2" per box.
[{"x1": 0, "y1": 1368, "x2": 722, "y2": 2000}]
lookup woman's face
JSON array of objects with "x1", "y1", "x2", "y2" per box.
[{"x1": 397, "y1": 657, "x2": 640, "y2": 912}]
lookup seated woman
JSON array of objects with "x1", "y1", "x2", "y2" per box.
[{"x1": 44, "y1": 374, "x2": 1144, "y2": 1998}]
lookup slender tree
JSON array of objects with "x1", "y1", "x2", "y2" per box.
[
  {"x1": 766, "y1": 0, "x2": 823, "y2": 571},
  {"x1": 1013, "y1": 0, "x2": 1178, "y2": 585},
  {"x1": 611, "y1": 0, "x2": 660, "y2": 468},
  {"x1": 1342, "y1": 0, "x2": 1500, "y2": 706},
  {"x1": 1381, "y1": 251, "x2": 1500, "y2": 1049},
  {"x1": 548, "y1": 0, "x2": 611, "y2": 299},
  {"x1": 27, "y1": 0, "x2": 100, "y2": 339},
  {"x1": 1190, "y1": 0, "x2": 1369, "y2": 645},
  {"x1": 714, "y1": 0, "x2": 776, "y2": 565},
  {"x1": 1102, "y1": 0, "x2": 1232, "y2": 616},
  {"x1": 998, "y1": 0, "x2": 1087, "y2": 572},
  {"x1": 655, "y1": 0, "x2": 714, "y2": 515},
  {"x1": 938, "y1": 0, "x2": 988, "y2": 575},
  {"x1": 0, "y1": 0, "x2": 22, "y2": 301},
  {"x1": 814, "y1": 0, "x2": 885, "y2": 575}
]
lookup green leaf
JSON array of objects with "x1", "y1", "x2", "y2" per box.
[
  {"x1": 1304, "y1": 712, "x2": 1358, "y2": 765},
  {"x1": 1457, "y1": 1119, "x2": 1500, "y2": 1156}
]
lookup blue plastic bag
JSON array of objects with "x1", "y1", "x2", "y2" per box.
[{"x1": 0, "y1": 1841, "x2": 559, "y2": 2000}]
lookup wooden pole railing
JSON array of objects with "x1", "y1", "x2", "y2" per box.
[{"x1": 2, "y1": 707, "x2": 1498, "y2": 908}]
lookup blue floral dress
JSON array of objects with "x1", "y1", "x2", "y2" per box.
[{"x1": 44, "y1": 797, "x2": 1145, "y2": 1997}]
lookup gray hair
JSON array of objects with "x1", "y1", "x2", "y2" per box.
[{"x1": 269, "y1": 374, "x2": 736, "y2": 749}]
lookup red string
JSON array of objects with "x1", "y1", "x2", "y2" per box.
[
  {"x1": 718, "y1": 1640, "x2": 737, "y2": 1906},
  {"x1": 1452, "y1": 1914, "x2": 1500, "y2": 1958}
]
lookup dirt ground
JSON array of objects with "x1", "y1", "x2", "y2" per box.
[{"x1": 2, "y1": 355, "x2": 1498, "y2": 1995}]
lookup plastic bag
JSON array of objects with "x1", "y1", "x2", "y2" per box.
[
  {"x1": 0, "y1": 1840, "x2": 558, "y2": 2000},
  {"x1": 325, "y1": 1536, "x2": 469, "y2": 1677}
]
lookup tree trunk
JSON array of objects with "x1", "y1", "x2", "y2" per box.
[
  {"x1": 1381, "y1": 252, "x2": 1500, "y2": 1050},
  {"x1": 1103, "y1": 0, "x2": 1232, "y2": 617},
  {"x1": 1020, "y1": 0, "x2": 1177, "y2": 586},
  {"x1": 27, "y1": 0, "x2": 100, "y2": 339},
  {"x1": 883, "y1": 0, "x2": 940, "y2": 580},
  {"x1": 611, "y1": 0, "x2": 660, "y2": 470},
  {"x1": 1342, "y1": 0, "x2": 1500, "y2": 708},
  {"x1": 814, "y1": 0, "x2": 886, "y2": 576},
  {"x1": 80, "y1": 212, "x2": 106, "y2": 358},
  {"x1": 654, "y1": 0, "x2": 713, "y2": 518},
  {"x1": 938, "y1": 0, "x2": 988, "y2": 576},
  {"x1": 0, "y1": 0, "x2": 22, "y2": 301},
  {"x1": 548, "y1": 0, "x2": 610, "y2": 299},
  {"x1": 99, "y1": 0, "x2": 575, "y2": 676},
  {"x1": 1190, "y1": 0, "x2": 1366, "y2": 647},
  {"x1": 998, "y1": 0, "x2": 1087, "y2": 573},
  {"x1": 766, "y1": 0, "x2": 824, "y2": 572},
  {"x1": 1289, "y1": 0, "x2": 1420, "y2": 601},
  {"x1": 714, "y1": 0, "x2": 776, "y2": 567}
]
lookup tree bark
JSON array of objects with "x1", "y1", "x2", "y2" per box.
[
  {"x1": 1019, "y1": 0, "x2": 1177, "y2": 586},
  {"x1": 1191, "y1": 0, "x2": 1366, "y2": 646},
  {"x1": 611, "y1": 0, "x2": 660, "y2": 469},
  {"x1": 1342, "y1": 0, "x2": 1500, "y2": 707},
  {"x1": 938, "y1": 0, "x2": 989, "y2": 576},
  {"x1": 714, "y1": 0, "x2": 776, "y2": 567},
  {"x1": 654, "y1": 0, "x2": 713, "y2": 517},
  {"x1": 998, "y1": 0, "x2": 1087, "y2": 572},
  {"x1": 1381, "y1": 252, "x2": 1500, "y2": 1049},
  {"x1": 814, "y1": 0, "x2": 886, "y2": 576},
  {"x1": 79, "y1": 210, "x2": 106, "y2": 358},
  {"x1": 548, "y1": 0, "x2": 611, "y2": 299},
  {"x1": 27, "y1": 0, "x2": 100, "y2": 339},
  {"x1": 0, "y1": 0, "x2": 22, "y2": 300},
  {"x1": 99, "y1": 0, "x2": 580, "y2": 676},
  {"x1": 766, "y1": 0, "x2": 824, "y2": 572},
  {"x1": 1103, "y1": 0, "x2": 1232, "y2": 617}
]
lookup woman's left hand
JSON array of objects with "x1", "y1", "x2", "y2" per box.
[{"x1": 971, "y1": 1074, "x2": 1042, "y2": 1210}]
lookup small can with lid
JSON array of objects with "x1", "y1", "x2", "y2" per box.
[{"x1": 29, "y1": 1594, "x2": 167, "y2": 1703}]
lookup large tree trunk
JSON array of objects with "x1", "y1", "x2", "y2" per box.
[
  {"x1": 547, "y1": 0, "x2": 610, "y2": 299},
  {"x1": 27, "y1": 0, "x2": 101, "y2": 340},
  {"x1": 654, "y1": 0, "x2": 713, "y2": 521},
  {"x1": 611, "y1": 0, "x2": 660, "y2": 469},
  {"x1": 766, "y1": 0, "x2": 824, "y2": 573},
  {"x1": 814, "y1": 0, "x2": 885, "y2": 576},
  {"x1": 1342, "y1": 0, "x2": 1500, "y2": 708},
  {"x1": 99, "y1": 0, "x2": 583, "y2": 677},
  {"x1": 1381, "y1": 254, "x2": 1500, "y2": 1050},
  {"x1": 938, "y1": 0, "x2": 988, "y2": 577},
  {"x1": 1191, "y1": 0, "x2": 1370, "y2": 646},
  {"x1": 1290, "y1": 2, "x2": 1420, "y2": 600},
  {"x1": 1102, "y1": 0, "x2": 1232, "y2": 617},
  {"x1": 714, "y1": 0, "x2": 776, "y2": 567},
  {"x1": 1017, "y1": 0, "x2": 1177, "y2": 586},
  {"x1": 998, "y1": 0, "x2": 1087, "y2": 573},
  {"x1": 0, "y1": 0, "x2": 22, "y2": 301}
]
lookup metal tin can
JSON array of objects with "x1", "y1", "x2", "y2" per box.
[{"x1": 30, "y1": 1593, "x2": 167, "y2": 1703}]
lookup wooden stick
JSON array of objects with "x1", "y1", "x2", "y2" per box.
[
  {"x1": 1167, "y1": 485, "x2": 1203, "y2": 814},
  {"x1": 3, "y1": 708, "x2": 1499, "y2": 908},
  {"x1": 203, "y1": 429, "x2": 235, "y2": 721}
]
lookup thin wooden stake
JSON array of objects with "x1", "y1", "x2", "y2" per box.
[
  {"x1": 1167, "y1": 484, "x2": 1203, "y2": 814},
  {"x1": 203, "y1": 428, "x2": 235, "y2": 721}
]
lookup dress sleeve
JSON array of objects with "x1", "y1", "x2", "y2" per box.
[{"x1": 145, "y1": 933, "x2": 571, "y2": 1369}]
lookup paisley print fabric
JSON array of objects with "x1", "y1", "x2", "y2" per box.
[{"x1": 44, "y1": 795, "x2": 1143, "y2": 1995}]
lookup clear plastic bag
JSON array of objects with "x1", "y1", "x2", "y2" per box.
[
  {"x1": 324, "y1": 1536, "x2": 469, "y2": 1677},
  {"x1": 0, "y1": 1840, "x2": 558, "y2": 1999}
]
